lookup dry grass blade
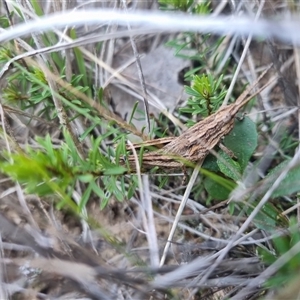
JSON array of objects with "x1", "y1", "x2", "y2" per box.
[
  {"x1": 159, "y1": 163, "x2": 202, "y2": 267},
  {"x1": 1, "y1": 10, "x2": 300, "y2": 45}
]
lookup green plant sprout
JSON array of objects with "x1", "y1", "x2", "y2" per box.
[{"x1": 181, "y1": 73, "x2": 227, "y2": 126}]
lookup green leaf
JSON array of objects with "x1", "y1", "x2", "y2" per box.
[
  {"x1": 79, "y1": 182, "x2": 93, "y2": 209},
  {"x1": 202, "y1": 154, "x2": 219, "y2": 172},
  {"x1": 80, "y1": 123, "x2": 99, "y2": 141},
  {"x1": 78, "y1": 174, "x2": 94, "y2": 183},
  {"x1": 127, "y1": 181, "x2": 135, "y2": 199},
  {"x1": 266, "y1": 160, "x2": 300, "y2": 198},
  {"x1": 103, "y1": 165, "x2": 127, "y2": 175},
  {"x1": 203, "y1": 177, "x2": 231, "y2": 200},
  {"x1": 129, "y1": 102, "x2": 139, "y2": 125},
  {"x1": 290, "y1": 217, "x2": 300, "y2": 247},
  {"x1": 217, "y1": 151, "x2": 242, "y2": 182},
  {"x1": 115, "y1": 136, "x2": 126, "y2": 162},
  {"x1": 228, "y1": 202, "x2": 235, "y2": 214},
  {"x1": 69, "y1": 29, "x2": 91, "y2": 97},
  {"x1": 185, "y1": 86, "x2": 201, "y2": 97},
  {"x1": 201, "y1": 168, "x2": 236, "y2": 200},
  {"x1": 0, "y1": 151, "x2": 73, "y2": 197},
  {"x1": 100, "y1": 197, "x2": 110, "y2": 210},
  {"x1": 91, "y1": 181, "x2": 105, "y2": 199},
  {"x1": 223, "y1": 116, "x2": 258, "y2": 170},
  {"x1": 203, "y1": 152, "x2": 240, "y2": 198},
  {"x1": 247, "y1": 202, "x2": 278, "y2": 232}
]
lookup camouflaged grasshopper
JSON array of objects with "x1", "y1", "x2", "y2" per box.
[{"x1": 125, "y1": 66, "x2": 273, "y2": 172}]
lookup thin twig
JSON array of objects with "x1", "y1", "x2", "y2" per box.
[
  {"x1": 159, "y1": 163, "x2": 202, "y2": 266},
  {"x1": 222, "y1": 0, "x2": 265, "y2": 106},
  {"x1": 122, "y1": 0, "x2": 151, "y2": 133}
]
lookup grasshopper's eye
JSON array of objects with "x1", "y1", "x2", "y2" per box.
[{"x1": 236, "y1": 113, "x2": 246, "y2": 121}]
